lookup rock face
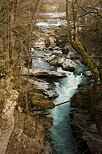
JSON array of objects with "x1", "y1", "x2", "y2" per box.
[
  {"x1": 44, "y1": 51, "x2": 76, "y2": 71},
  {"x1": 0, "y1": 78, "x2": 19, "y2": 154},
  {"x1": 6, "y1": 110, "x2": 53, "y2": 154},
  {"x1": 0, "y1": 76, "x2": 54, "y2": 154},
  {"x1": 71, "y1": 84, "x2": 102, "y2": 154},
  {"x1": 68, "y1": 52, "x2": 81, "y2": 60}
]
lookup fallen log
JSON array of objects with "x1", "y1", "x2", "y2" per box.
[
  {"x1": 31, "y1": 100, "x2": 70, "y2": 111},
  {"x1": 55, "y1": 100, "x2": 70, "y2": 107}
]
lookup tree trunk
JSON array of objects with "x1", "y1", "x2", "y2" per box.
[
  {"x1": 66, "y1": 0, "x2": 100, "y2": 110},
  {"x1": 9, "y1": 0, "x2": 16, "y2": 59}
]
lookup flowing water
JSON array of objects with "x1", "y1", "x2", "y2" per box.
[
  {"x1": 33, "y1": 12, "x2": 87, "y2": 154},
  {"x1": 50, "y1": 68, "x2": 84, "y2": 154},
  {"x1": 32, "y1": 50, "x2": 86, "y2": 154},
  {"x1": 36, "y1": 12, "x2": 66, "y2": 29}
]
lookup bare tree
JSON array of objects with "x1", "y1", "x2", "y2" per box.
[{"x1": 66, "y1": 0, "x2": 102, "y2": 110}]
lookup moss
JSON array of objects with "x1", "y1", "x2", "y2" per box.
[
  {"x1": 17, "y1": 91, "x2": 54, "y2": 112},
  {"x1": 29, "y1": 92, "x2": 54, "y2": 110}
]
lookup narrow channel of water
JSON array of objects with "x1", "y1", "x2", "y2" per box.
[
  {"x1": 32, "y1": 48, "x2": 86, "y2": 154},
  {"x1": 50, "y1": 68, "x2": 84, "y2": 154}
]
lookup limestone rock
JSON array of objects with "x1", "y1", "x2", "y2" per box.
[
  {"x1": 22, "y1": 67, "x2": 66, "y2": 78},
  {"x1": 62, "y1": 59, "x2": 76, "y2": 71},
  {"x1": 28, "y1": 79, "x2": 59, "y2": 98},
  {"x1": 83, "y1": 71, "x2": 92, "y2": 77}
]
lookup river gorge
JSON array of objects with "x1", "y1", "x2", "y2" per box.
[{"x1": 31, "y1": 11, "x2": 88, "y2": 154}]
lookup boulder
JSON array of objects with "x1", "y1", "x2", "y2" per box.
[
  {"x1": 44, "y1": 54, "x2": 56, "y2": 62},
  {"x1": 62, "y1": 59, "x2": 76, "y2": 71},
  {"x1": 83, "y1": 71, "x2": 92, "y2": 77},
  {"x1": 44, "y1": 52, "x2": 65, "y2": 66},
  {"x1": 44, "y1": 90, "x2": 59, "y2": 98},
  {"x1": 33, "y1": 37, "x2": 46, "y2": 50}
]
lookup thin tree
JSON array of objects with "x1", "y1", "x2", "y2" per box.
[{"x1": 66, "y1": 0, "x2": 102, "y2": 112}]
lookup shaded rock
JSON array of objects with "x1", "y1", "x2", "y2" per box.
[
  {"x1": 41, "y1": 141, "x2": 52, "y2": 154},
  {"x1": 62, "y1": 59, "x2": 76, "y2": 71},
  {"x1": 69, "y1": 52, "x2": 80, "y2": 60},
  {"x1": 62, "y1": 44, "x2": 70, "y2": 54},
  {"x1": 89, "y1": 124, "x2": 97, "y2": 133},
  {"x1": 71, "y1": 83, "x2": 102, "y2": 154}
]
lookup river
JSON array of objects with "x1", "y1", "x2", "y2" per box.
[{"x1": 32, "y1": 12, "x2": 87, "y2": 154}]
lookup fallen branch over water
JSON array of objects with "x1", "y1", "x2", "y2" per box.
[
  {"x1": 32, "y1": 100, "x2": 70, "y2": 111},
  {"x1": 55, "y1": 100, "x2": 70, "y2": 107}
]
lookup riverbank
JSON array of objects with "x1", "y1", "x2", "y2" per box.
[
  {"x1": 71, "y1": 79, "x2": 102, "y2": 154},
  {"x1": 0, "y1": 75, "x2": 54, "y2": 154}
]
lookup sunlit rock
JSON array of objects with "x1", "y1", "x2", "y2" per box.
[{"x1": 62, "y1": 59, "x2": 76, "y2": 71}]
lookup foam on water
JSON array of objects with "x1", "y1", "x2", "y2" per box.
[{"x1": 50, "y1": 68, "x2": 83, "y2": 154}]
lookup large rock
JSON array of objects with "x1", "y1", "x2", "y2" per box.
[
  {"x1": 44, "y1": 90, "x2": 59, "y2": 98},
  {"x1": 44, "y1": 53, "x2": 56, "y2": 62},
  {"x1": 22, "y1": 67, "x2": 66, "y2": 78},
  {"x1": 83, "y1": 71, "x2": 92, "y2": 77},
  {"x1": 44, "y1": 52, "x2": 65, "y2": 66},
  {"x1": 28, "y1": 79, "x2": 59, "y2": 98},
  {"x1": 62, "y1": 59, "x2": 76, "y2": 71}
]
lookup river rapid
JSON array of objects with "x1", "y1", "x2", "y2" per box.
[
  {"x1": 32, "y1": 12, "x2": 87, "y2": 154},
  {"x1": 50, "y1": 68, "x2": 82, "y2": 154}
]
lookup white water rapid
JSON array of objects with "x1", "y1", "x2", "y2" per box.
[
  {"x1": 50, "y1": 68, "x2": 83, "y2": 154},
  {"x1": 32, "y1": 49, "x2": 86, "y2": 154}
]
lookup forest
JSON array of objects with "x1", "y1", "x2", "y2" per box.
[{"x1": 0, "y1": 0, "x2": 102, "y2": 154}]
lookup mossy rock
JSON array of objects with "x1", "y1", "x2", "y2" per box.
[{"x1": 17, "y1": 91, "x2": 54, "y2": 112}]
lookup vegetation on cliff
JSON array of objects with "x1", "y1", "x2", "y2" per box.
[{"x1": 66, "y1": 0, "x2": 102, "y2": 114}]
